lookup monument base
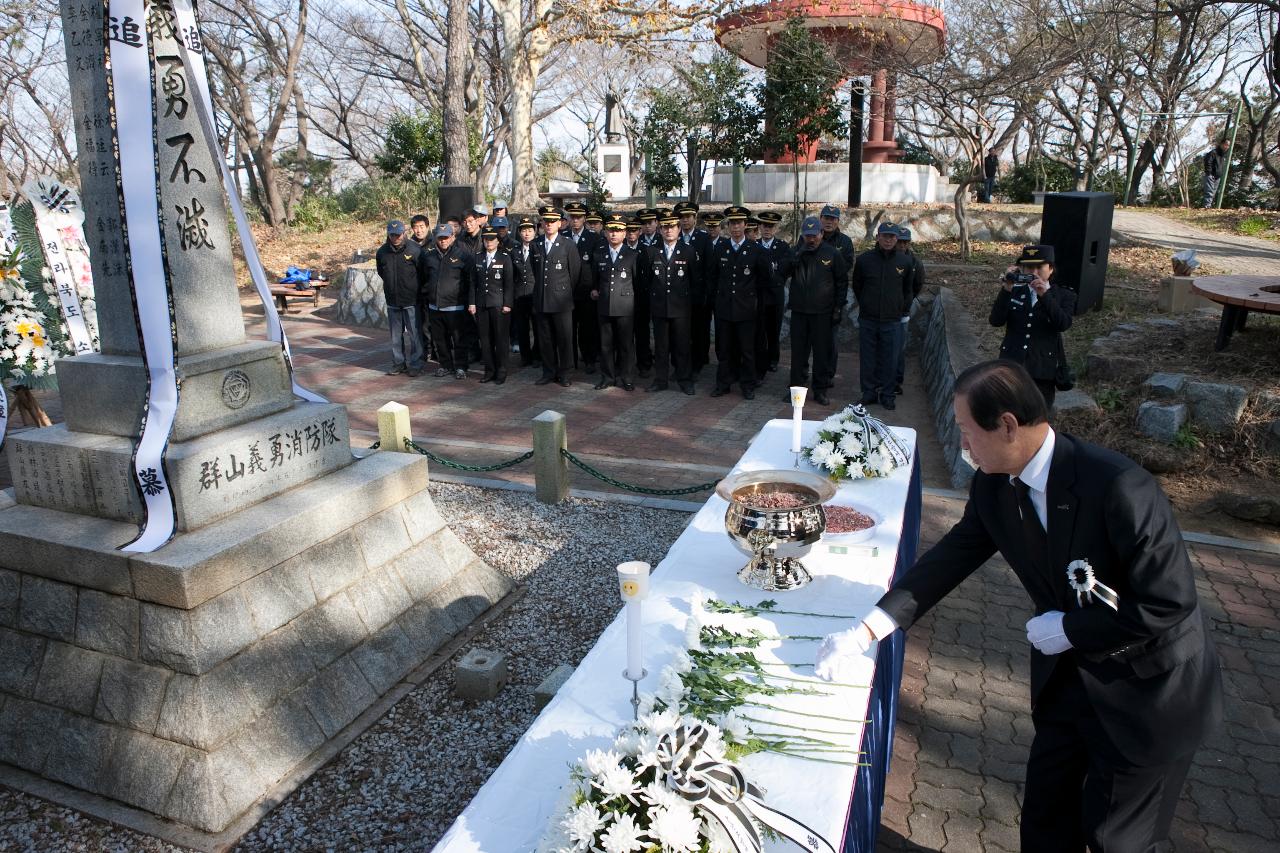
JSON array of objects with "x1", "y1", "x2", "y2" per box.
[{"x1": 0, "y1": 451, "x2": 514, "y2": 833}]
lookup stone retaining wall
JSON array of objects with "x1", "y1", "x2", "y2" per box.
[
  {"x1": 841, "y1": 206, "x2": 1041, "y2": 244},
  {"x1": 916, "y1": 287, "x2": 982, "y2": 488}
]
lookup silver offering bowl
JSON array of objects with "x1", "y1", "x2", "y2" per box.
[{"x1": 717, "y1": 470, "x2": 837, "y2": 591}]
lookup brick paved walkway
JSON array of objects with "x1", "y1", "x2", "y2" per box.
[{"x1": 879, "y1": 494, "x2": 1280, "y2": 852}]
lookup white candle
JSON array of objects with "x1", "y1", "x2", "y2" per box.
[
  {"x1": 789, "y1": 386, "x2": 808, "y2": 453},
  {"x1": 617, "y1": 561, "x2": 651, "y2": 681}
]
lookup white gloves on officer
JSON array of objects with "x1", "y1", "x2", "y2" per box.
[
  {"x1": 1026, "y1": 611, "x2": 1072, "y2": 655},
  {"x1": 814, "y1": 621, "x2": 875, "y2": 682}
]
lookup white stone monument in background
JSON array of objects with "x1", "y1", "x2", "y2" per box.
[{"x1": 0, "y1": 1, "x2": 511, "y2": 837}]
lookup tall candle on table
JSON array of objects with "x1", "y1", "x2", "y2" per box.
[
  {"x1": 789, "y1": 386, "x2": 808, "y2": 454},
  {"x1": 617, "y1": 561, "x2": 651, "y2": 681}
]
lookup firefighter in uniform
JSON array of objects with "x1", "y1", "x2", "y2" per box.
[
  {"x1": 754, "y1": 210, "x2": 790, "y2": 378},
  {"x1": 565, "y1": 201, "x2": 603, "y2": 374},
  {"x1": 646, "y1": 207, "x2": 700, "y2": 396},
  {"x1": 530, "y1": 205, "x2": 584, "y2": 387},
  {"x1": 591, "y1": 213, "x2": 640, "y2": 391},
  {"x1": 692, "y1": 210, "x2": 721, "y2": 372},
  {"x1": 708, "y1": 206, "x2": 773, "y2": 399},
  {"x1": 989, "y1": 244, "x2": 1075, "y2": 409},
  {"x1": 470, "y1": 226, "x2": 515, "y2": 384},
  {"x1": 510, "y1": 214, "x2": 539, "y2": 367},
  {"x1": 787, "y1": 216, "x2": 848, "y2": 406}
]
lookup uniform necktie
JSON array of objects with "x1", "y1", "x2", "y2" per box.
[{"x1": 1012, "y1": 477, "x2": 1048, "y2": 571}]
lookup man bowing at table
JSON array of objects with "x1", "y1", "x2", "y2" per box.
[{"x1": 815, "y1": 359, "x2": 1221, "y2": 853}]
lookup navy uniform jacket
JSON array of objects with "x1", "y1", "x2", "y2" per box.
[
  {"x1": 787, "y1": 241, "x2": 848, "y2": 314},
  {"x1": 530, "y1": 234, "x2": 584, "y2": 313},
  {"x1": 679, "y1": 228, "x2": 713, "y2": 301},
  {"x1": 473, "y1": 249, "x2": 515, "y2": 310},
  {"x1": 708, "y1": 239, "x2": 773, "y2": 322},
  {"x1": 423, "y1": 243, "x2": 473, "y2": 310},
  {"x1": 567, "y1": 229, "x2": 603, "y2": 275},
  {"x1": 989, "y1": 283, "x2": 1076, "y2": 381},
  {"x1": 851, "y1": 246, "x2": 912, "y2": 321},
  {"x1": 756, "y1": 237, "x2": 791, "y2": 306},
  {"x1": 878, "y1": 433, "x2": 1222, "y2": 767},
  {"x1": 511, "y1": 241, "x2": 535, "y2": 297},
  {"x1": 822, "y1": 230, "x2": 855, "y2": 289},
  {"x1": 590, "y1": 244, "x2": 640, "y2": 317},
  {"x1": 644, "y1": 241, "x2": 700, "y2": 319},
  {"x1": 375, "y1": 239, "x2": 424, "y2": 308}
]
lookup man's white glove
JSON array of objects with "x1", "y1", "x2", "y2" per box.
[
  {"x1": 814, "y1": 622, "x2": 875, "y2": 682},
  {"x1": 1026, "y1": 611, "x2": 1072, "y2": 655}
]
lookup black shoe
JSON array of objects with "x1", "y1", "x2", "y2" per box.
[
  {"x1": 710, "y1": 387, "x2": 728, "y2": 398},
  {"x1": 623, "y1": 382, "x2": 635, "y2": 392},
  {"x1": 646, "y1": 382, "x2": 668, "y2": 393},
  {"x1": 535, "y1": 376, "x2": 553, "y2": 386},
  {"x1": 585, "y1": 362, "x2": 597, "y2": 375},
  {"x1": 638, "y1": 367, "x2": 652, "y2": 378},
  {"x1": 742, "y1": 387, "x2": 755, "y2": 400},
  {"x1": 895, "y1": 384, "x2": 904, "y2": 395},
  {"x1": 861, "y1": 395, "x2": 877, "y2": 405},
  {"x1": 881, "y1": 398, "x2": 896, "y2": 411},
  {"x1": 386, "y1": 364, "x2": 407, "y2": 375},
  {"x1": 681, "y1": 384, "x2": 696, "y2": 396},
  {"x1": 769, "y1": 361, "x2": 779, "y2": 372},
  {"x1": 814, "y1": 390, "x2": 830, "y2": 405},
  {"x1": 434, "y1": 367, "x2": 449, "y2": 378},
  {"x1": 495, "y1": 377, "x2": 506, "y2": 385},
  {"x1": 479, "y1": 375, "x2": 494, "y2": 383},
  {"x1": 594, "y1": 379, "x2": 613, "y2": 390},
  {"x1": 559, "y1": 379, "x2": 572, "y2": 388},
  {"x1": 407, "y1": 368, "x2": 422, "y2": 378}
]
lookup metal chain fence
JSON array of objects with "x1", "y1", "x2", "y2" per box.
[
  {"x1": 560, "y1": 449, "x2": 719, "y2": 496},
  {"x1": 404, "y1": 438, "x2": 534, "y2": 472}
]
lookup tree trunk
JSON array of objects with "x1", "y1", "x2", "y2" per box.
[
  {"x1": 443, "y1": 0, "x2": 471, "y2": 185},
  {"x1": 953, "y1": 177, "x2": 984, "y2": 260},
  {"x1": 492, "y1": 0, "x2": 551, "y2": 209}
]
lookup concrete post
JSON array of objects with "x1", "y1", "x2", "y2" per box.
[
  {"x1": 532, "y1": 410, "x2": 569, "y2": 504},
  {"x1": 378, "y1": 402, "x2": 413, "y2": 453}
]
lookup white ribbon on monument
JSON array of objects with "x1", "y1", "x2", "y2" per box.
[
  {"x1": 108, "y1": 0, "x2": 181, "y2": 552},
  {"x1": 21, "y1": 177, "x2": 98, "y2": 356},
  {"x1": 0, "y1": 200, "x2": 17, "y2": 452},
  {"x1": 170, "y1": 0, "x2": 325, "y2": 404}
]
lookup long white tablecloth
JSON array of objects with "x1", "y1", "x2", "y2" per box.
[{"x1": 434, "y1": 419, "x2": 918, "y2": 852}]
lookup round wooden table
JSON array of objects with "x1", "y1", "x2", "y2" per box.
[{"x1": 1189, "y1": 275, "x2": 1280, "y2": 350}]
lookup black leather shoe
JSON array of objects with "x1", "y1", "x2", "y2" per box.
[
  {"x1": 559, "y1": 379, "x2": 572, "y2": 388},
  {"x1": 386, "y1": 364, "x2": 407, "y2": 375},
  {"x1": 594, "y1": 379, "x2": 612, "y2": 390},
  {"x1": 881, "y1": 398, "x2": 896, "y2": 411},
  {"x1": 895, "y1": 384, "x2": 904, "y2": 395},
  {"x1": 646, "y1": 382, "x2": 668, "y2": 393},
  {"x1": 814, "y1": 390, "x2": 830, "y2": 405},
  {"x1": 479, "y1": 375, "x2": 494, "y2": 383},
  {"x1": 535, "y1": 376, "x2": 553, "y2": 386},
  {"x1": 495, "y1": 377, "x2": 506, "y2": 385},
  {"x1": 681, "y1": 384, "x2": 696, "y2": 396},
  {"x1": 622, "y1": 382, "x2": 635, "y2": 392},
  {"x1": 861, "y1": 395, "x2": 877, "y2": 405},
  {"x1": 710, "y1": 387, "x2": 728, "y2": 398},
  {"x1": 742, "y1": 387, "x2": 755, "y2": 400}
]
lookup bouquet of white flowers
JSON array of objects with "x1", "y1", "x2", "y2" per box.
[{"x1": 803, "y1": 404, "x2": 910, "y2": 481}]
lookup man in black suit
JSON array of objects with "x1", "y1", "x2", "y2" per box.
[
  {"x1": 815, "y1": 360, "x2": 1222, "y2": 853},
  {"x1": 530, "y1": 205, "x2": 583, "y2": 387},
  {"x1": 469, "y1": 226, "x2": 515, "y2": 384},
  {"x1": 590, "y1": 213, "x2": 640, "y2": 391},
  {"x1": 645, "y1": 207, "x2": 699, "y2": 396},
  {"x1": 707, "y1": 206, "x2": 773, "y2": 400},
  {"x1": 754, "y1": 210, "x2": 790, "y2": 378},
  {"x1": 565, "y1": 201, "x2": 602, "y2": 374}
]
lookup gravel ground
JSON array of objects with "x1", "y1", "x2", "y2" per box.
[{"x1": 0, "y1": 482, "x2": 691, "y2": 853}]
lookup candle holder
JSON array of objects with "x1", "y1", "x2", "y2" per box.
[
  {"x1": 789, "y1": 386, "x2": 807, "y2": 468},
  {"x1": 621, "y1": 667, "x2": 648, "y2": 721},
  {"x1": 617, "y1": 561, "x2": 650, "y2": 719}
]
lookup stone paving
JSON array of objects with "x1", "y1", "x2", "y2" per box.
[{"x1": 878, "y1": 494, "x2": 1280, "y2": 853}]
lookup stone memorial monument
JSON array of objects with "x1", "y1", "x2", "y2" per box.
[{"x1": 0, "y1": 2, "x2": 512, "y2": 836}]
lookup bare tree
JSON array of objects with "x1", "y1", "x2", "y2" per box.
[{"x1": 0, "y1": 1, "x2": 75, "y2": 194}]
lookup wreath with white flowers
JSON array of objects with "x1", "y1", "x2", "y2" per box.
[{"x1": 803, "y1": 404, "x2": 910, "y2": 481}]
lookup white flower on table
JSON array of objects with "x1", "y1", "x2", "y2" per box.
[
  {"x1": 592, "y1": 762, "x2": 640, "y2": 803},
  {"x1": 714, "y1": 710, "x2": 751, "y2": 744},
  {"x1": 599, "y1": 811, "x2": 649, "y2": 853},
  {"x1": 582, "y1": 748, "x2": 623, "y2": 779},
  {"x1": 819, "y1": 413, "x2": 845, "y2": 433},
  {"x1": 649, "y1": 803, "x2": 702, "y2": 852},
  {"x1": 639, "y1": 708, "x2": 681, "y2": 739},
  {"x1": 683, "y1": 615, "x2": 703, "y2": 651},
  {"x1": 656, "y1": 666, "x2": 685, "y2": 708},
  {"x1": 561, "y1": 801, "x2": 605, "y2": 849},
  {"x1": 838, "y1": 432, "x2": 865, "y2": 459},
  {"x1": 639, "y1": 778, "x2": 683, "y2": 812}
]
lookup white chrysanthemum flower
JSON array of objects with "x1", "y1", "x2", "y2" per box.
[
  {"x1": 649, "y1": 803, "x2": 701, "y2": 852},
  {"x1": 600, "y1": 812, "x2": 648, "y2": 853},
  {"x1": 613, "y1": 730, "x2": 641, "y2": 756},
  {"x1": 593, "y1": 762, "x2": 639, "y2": 802},
  {"x1": 561, "y1": 801, "x2": 606, "y2": 849},
  {"x1": 703, "y1": 817, "x2": 736, "y2": 853},
  {"x1": 656, "y1": 667, "x2": 685, "y2": 708},
  {"x1": 636, "y1": 692, "x2": 659, "y2": 717},
  {"x1": 813, "y1": 439, "x2": 836, "y2": 459},
  {"x1": 582, "y1": 748, "x2": 623, "y2": 779},
  {"x1": 684, "y1": 616, "x2": 703, "y2": 651},
  {"x1": 639, "y1": 708, "x2": 681, "y2": 739},
  {"x1": 714, "y1": 711, "x2": 751, "y2": 744},
  {"x1": 670, "y1": 650, "x2": 694, "y2": 675},
  {"x1": 700, "y1": 723, "x2": 728, "y2": 759},
  {"x1": 819, "y1": 413, "x2": 845, "y2": 433},
  {"x1": 846, "y1": 463, "x2": 866, "y2": 480},
  {"x1": 639, "y1": 779, "x2": 683, "y2": 811},
  {"x1": 838, "y1": 432, "x2": 865, "y2": 459},
  {"x1": 818, "y1": 446, "x2": 845, "y2": 471}
]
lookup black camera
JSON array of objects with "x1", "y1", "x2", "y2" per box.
[{"x1": 1004, "y1": 271, "x2": 1035, "y2": 285}]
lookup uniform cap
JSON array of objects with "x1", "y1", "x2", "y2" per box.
[
  {"x1": 603, "y1": 213, "x2": 629, "y2": 230},
  {"x1": 702, "y1": 213, "x2": 724, "y2": 226},
  {"x1": 586, "y1": 209, "x2": 604, "y2": 223},
  {"x1": 386, "y1": 219, "x2": 406, "y2": 235},
  {"x1": 656, "y1": 207, "x2": 679, "y2": 225},
  {"x1": 564, "y1": 201, "x2": 588, "y2": 215},
  {"x1": 897, "y1": 226, "x2": 912, "y2": 241},
  {"x1": 673, "y1": 201, "x2": 699, "y2": 216},
  {"x1": 800, "y1": 216, "x2": 822, "y2": 236},
  {"x1": 493, "y1": 199, "x2": 509, "y2": 210},
  {"x1": 625, "y1": 217, "x2": 642, "y2": 230},
  {"x1": 480, "y1": 226, "x2": 499, "y2": 239},
  {"x1": 722, "y1": 205, "x2": 751, "y2": 221},
  {"x1": 491, "y1": 215, "x2": 509, "y2": 229},
  {"x1": 515, "y1": 214, "x2": 538, "y2": 229},
  {"x1": 433, "y1": 223, "x2": 454, "y2": 238},
  {"x1": 1017, "y1": 244, "x2": 1055, "y2": 265},
  {"x1": 820, "y1": 204, "x2": 842, "y2": 219},
  {"x1": 637, "y1": 208, "x2": 659, "y2": 222},
  {"x1": 877, "y1": 222, "x2": 900, "y2": 237},
  {"x1": 469, "y1": 203, "x2": 489, "y2": 217},
  {"x1": 537, "y1": 205, "x2": 562, "y2": 222},
  {"x1": 758, "y1": 211, "x2": 783, "y2": 225}
]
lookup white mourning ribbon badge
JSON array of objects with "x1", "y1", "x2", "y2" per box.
[{"x1": 1066, "y1": 559, "x2": 1119, "y2": 611}]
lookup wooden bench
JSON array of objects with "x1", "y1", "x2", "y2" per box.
[
  {"x1": 1189, "y1": 275, "x2": 1280, "y2": 350},
  {"x1": 270, "y1": 280, "x2": 328, "y2": 313}
]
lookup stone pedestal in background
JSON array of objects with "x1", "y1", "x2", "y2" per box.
[
  {"x1": 0, "y1": 3, "x2": 511, "y2": 836},
  {"x1": 336, "y1": 261, "x2": 389, "y2": 329}
]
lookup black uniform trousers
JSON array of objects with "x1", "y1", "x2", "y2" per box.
[
  {"x1": 1035, "y1": 379, "x2": 1058, "y2": 410},
  {"x1": 714, "y1": 317, "x2": 756, "y2": 391},
  {"x1": 511, "y1": 296, "x2": 539, "y2": 366},
  {"x1": 428, "y1": 309, "x2": 469, "y2": 372},
  {"x1": 691, "y1": 304, "x2": 713, "y2": 371},
  {"x1": 789, "y1": 312, "x2": 833, "y2": 390},
  {"x1": 754, "y1": 303, "x2": 783, "y2": 378},
  {"x1": 652, "y1": 316, "x2": 691, "y2": 387},
  {"x1": 475, "y1": 308, "x2": 510, "y2": 381},
  {"x1": 634, "y1": 300, "x2": 653, "y2": 371},
  {"x1": 573, "y1": 299, "x2": 600, "y2": 367},
  {"x1": 536, "y1": 310, "x2": 574, "y2": 380},
  {"x1": 598, "y1": 316, "x2": 636, "y2": 385},
  {"x1": 1022, "y1": 659, "x2": 1192, "y2": 853}
]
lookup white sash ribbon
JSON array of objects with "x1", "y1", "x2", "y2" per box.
[
  {"x1": 109, "y1": 0, "x2": 180, "y2": 552},
  {"x1": 848, "y1": 403, "x2": 912, "y2": 469},
  {"x1": 0, "y1": 199, "x2": 17, "y2": 452},
  {"x1": 657, "y1": 724, "x2": 836, "y2": 853},
  {"x1": 21, "y1": 177, "x2": 98, "y2": 356},
  {"x1": 1066, "y1": 559, "x2": 1120, "y2": 611},
  {"x1": 170, "y1": 0, "x2": 324, "y2": 404}
]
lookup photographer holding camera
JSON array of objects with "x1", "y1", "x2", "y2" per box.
[{"x1": 990, "y1": 244, "x2": 1076, "y2": 409}]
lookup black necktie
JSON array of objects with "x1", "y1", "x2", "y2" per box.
[{"x1": 1012, "y1": 477, "x2": 1048, "y2": 570}]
